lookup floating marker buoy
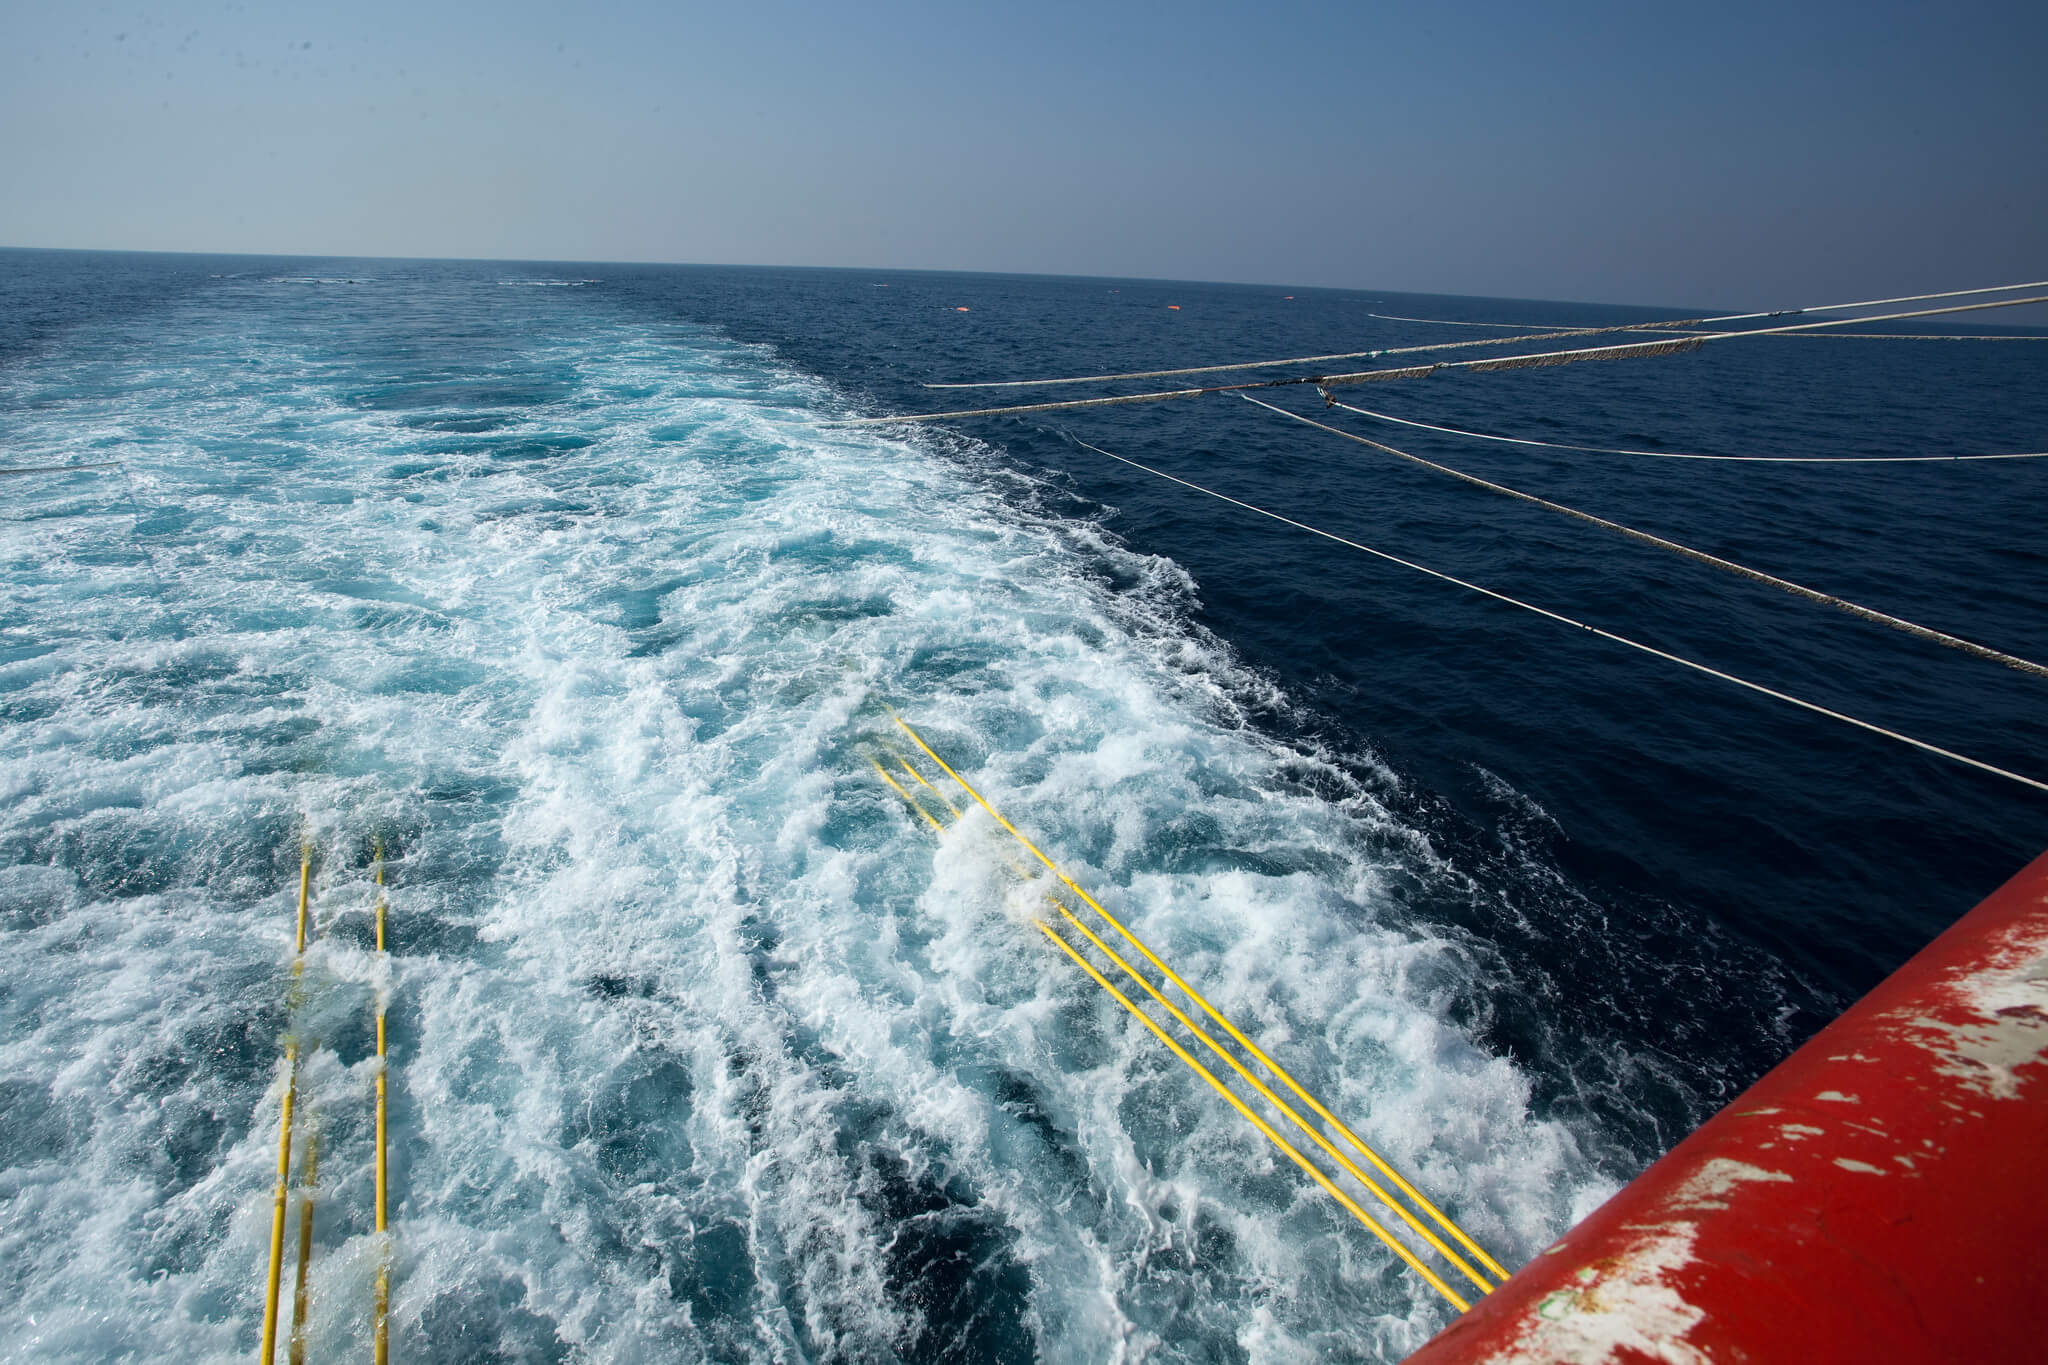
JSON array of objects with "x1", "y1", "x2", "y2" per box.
[
  {"x1": 1167, "y1": 304, "x2": 1180, "y2": 310},
  {"x1": 955, "y1": 307, "x2": 970, "y2": 312}
]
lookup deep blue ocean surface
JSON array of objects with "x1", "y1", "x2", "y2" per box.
[{"x1": 1, "y1": 248, "x2": 2042, "y2": 1362}]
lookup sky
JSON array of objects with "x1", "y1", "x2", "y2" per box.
[{"x1": 3, "y1": 0, "x2": 2045, "y2": 310}]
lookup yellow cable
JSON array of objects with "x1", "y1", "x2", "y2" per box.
[
  {"x1": 1062, "y1": 887, "x2": 1508, "y2": 1283},
  {"x1": 1049, "y1": 901, "x2": 1493, "y2": 1295},
  {"x1": 890, "y1": 708, "x2": 1508, "y2": 1283},
  {"x1": 869, "y1": 758, "x2": 945, "y2": 833},
  {"x1": 373, "y1": 842, "x2": 391, "y2": 1365},
  {"x1": 884, "y1": 749, "x2": 1042, "y2": 888},
  {"x1": 263, "y1": 847, "x2": 315, "y2": 1361},
  {"x1": 1035, "y1": 920, "x2": 1469, "y2": 1312},
  {"x1": 294, "y1": 847, "x2": 310, "y2": 957},
  {"x1": 288, "y1": 1126, "x2": 318, "y2": 1365},
  {"x1": 894, "y1": 754, "x2": 963, "y2": 821},
  {"x1": 259, "y1": 1044, "x2": 297, "y2": 1364}
]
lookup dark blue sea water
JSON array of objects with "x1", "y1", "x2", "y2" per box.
[{"x1": 1, "y1": 248, "x2": 2042, "y2": 1363}]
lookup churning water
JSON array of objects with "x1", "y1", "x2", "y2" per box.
[{"x1": 2, "y1": 252, "x2": 2042, "y2": 1362}]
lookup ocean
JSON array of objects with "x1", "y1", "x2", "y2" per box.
[{"x1": 1, "y1": 249, "x2": 2042, "y2": 1363}]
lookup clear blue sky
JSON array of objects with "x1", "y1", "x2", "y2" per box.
[{"x1": 4, "y1": 0, "x2": 2043, "y2": 309}]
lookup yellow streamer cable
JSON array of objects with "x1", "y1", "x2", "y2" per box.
[
  {"x1": 1048, "y1": 901, "x2": 1494, "y2": 1296},
  {"x1": 869, "y1": 757, "x2": 946, "y2": 833},
  {"x1": 293, "y1": 848, "x2": 311, "y2": 959},
  {"x1": 889, "y1": 709, "x2": 1509, "y2": 1283},
  {"x1": 260, "y1": 1045, "x2": 298, "y2": 1364},
  {"x1": 373, "y1": 843, "x2": 391, "y2": 1365},
  {"x1": 890, "y1": 749, "x2": 1057, "y2": 895},
  {"x1": 288, "y1": 1126, "x2": 318, "y2": 1365},
  {"x1": 261, "y1": 847, "x2": 313, "y2": 1364},
  {"x1": 894, "y1": 754, "x2": 964, "y2": 821},
  {"x1": 1034, "y1": 919, "x2": 1470, "y2": 1312}
]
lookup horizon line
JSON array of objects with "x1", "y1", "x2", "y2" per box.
[{"x1": 0, "y1": 241, "x2": 1735, "y2": 319}]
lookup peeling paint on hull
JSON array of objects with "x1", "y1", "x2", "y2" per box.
[{"x1": 1404, "y1": 847, "x2": 2048, "y2": 1365}]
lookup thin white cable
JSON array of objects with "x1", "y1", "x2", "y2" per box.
[
  {"x1": 1058, "y1": 432, "x2": 2048, "y2": 797},
  {"x1": 1322, "y1": 294, "x2": 2048, "y2": 385},
  {"x1": 0, "y1": 460, "x2": 126, "y2": 476},
  {"x1": 1368, "y1": 313, "x2": 1592, "y2": 330},
  {"x1": 1717, "y1": 332, "x2": 2048, "y2": 340},
  {"x1": 920, "y1": 327, "x2": 1603, "y2": 389},
  {"x1": 832, "y1": 292, "x2": 2048, "y2": 426},
  {"x1": 2, "y1": 458, "x2": 176, "y2": 601},
  {"x1": 1323, "y1": 399, "x2": 2048, "y2": 464},
  {"x1": 1689, "y1": 279, "x2": 2048, "y2": 325},
  {"x1": 923, "y1": 280, "x2": 2048, "y2": 389},
  {"x1": 1369, "y1": 313, "x2": 2048, "y2": 341},
  {"x1": 1240, "y1": 393, "x2": 2048, "y2": 679}
]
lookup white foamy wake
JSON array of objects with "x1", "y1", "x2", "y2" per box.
[{"x1": 0, "y1": 273, "x2": 1611, "y2": 1363}]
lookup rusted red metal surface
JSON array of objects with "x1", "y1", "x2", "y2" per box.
[{"x1": 1406, "y1": 847, "x2": 2048, "y2": 1365}]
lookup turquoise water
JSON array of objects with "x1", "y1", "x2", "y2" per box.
[{"x1": 1, "y1": 251, "x2": 2041, "y2": 1363}]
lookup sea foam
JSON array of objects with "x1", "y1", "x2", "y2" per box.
[{"x1": 0, "y1": 269, "x2": 1606, "y2": 1362}]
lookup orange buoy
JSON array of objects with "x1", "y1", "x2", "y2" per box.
[
  {"x1": 955, "y1": 307, "x2": 970, "y2": 312},
  {"x1": 1167, "y1": 304, "x2": 1180, "y2": 310}
]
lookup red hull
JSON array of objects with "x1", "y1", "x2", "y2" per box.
[{"x1": 1406, "y1": 848, "x2": 2048, "y2": 1364}]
